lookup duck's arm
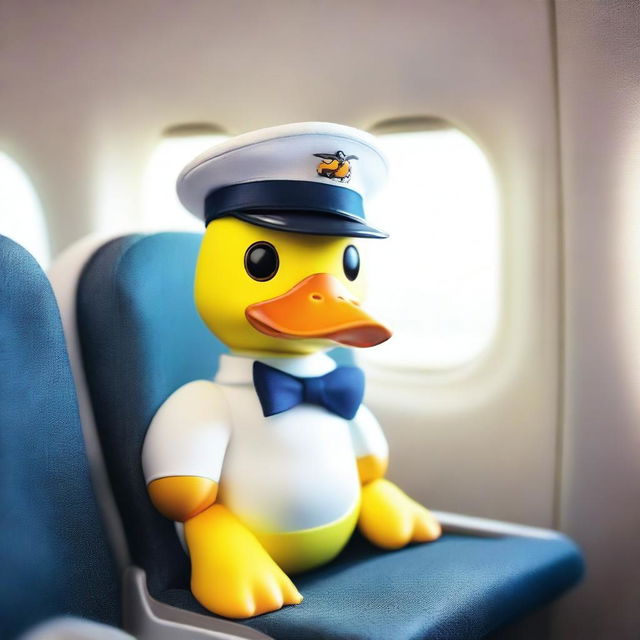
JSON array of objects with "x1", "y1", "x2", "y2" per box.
[
  {"x1": 142, "y1": 380, "x2": 231, "y2": 522},
  {"x1": 348, "y1": 405, "x2": 389, "y2": 485},
  {"x1": 143, "y1": 380, "x2": 301, "y2": 617},
  {"x1": 349, "y1": 405, "x2": 441, "y2": 548}
]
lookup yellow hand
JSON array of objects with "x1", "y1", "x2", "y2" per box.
[
  {"x1": 357, "y1": 454, "x2": 388, "y2": 485},
  {"x1": 359, "y1": 478, "x2": 441, "y2": 549},
  {"x1": 147, "y1": 476, "x2": 218, "y2": 522},
  {"x1": 185, "y1": 504, "x2": 303, "y2": 619}
]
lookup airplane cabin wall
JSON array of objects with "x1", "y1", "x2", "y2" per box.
[
  {"x1": 553, "y1": 2, "x2": 640, "y2": 637},
  {"x1": 0, "y1": 1, "x2": 636, "y2": 637}
]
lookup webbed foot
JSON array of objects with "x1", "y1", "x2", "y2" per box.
[
  {"x1": 359, "y1": 478, "x2": 441, "y2": 549},
  {"x1": 184, "y1": 504, "x2": 303, "y2": 618}
]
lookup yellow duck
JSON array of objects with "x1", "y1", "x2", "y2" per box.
[{"x1": 141, "y1": 122, "x2": 441, "y2": 620}]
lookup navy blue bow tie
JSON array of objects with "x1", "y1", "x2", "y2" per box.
[{"x1": 253, "y1": 361, "x2": 365, "y2": 420}]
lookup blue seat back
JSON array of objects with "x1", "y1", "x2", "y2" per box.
[
  {"x1": 77, "y1": 233, "x2": 226, "y2": 596},
  {"x1": 0, "y1": 236, "x2": 120, "y2": 638}
]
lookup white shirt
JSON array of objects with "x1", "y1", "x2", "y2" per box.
[{"x1": 142, "y1": 352, "x2": 388, "y2": 533}]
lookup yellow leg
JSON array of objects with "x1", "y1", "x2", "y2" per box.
[
  {"x1": 358, "y1": 478, "x2": 442, "y2": 550},
  {"x1": 184, "y1": 504, "x2": 303, "y2": 618}
]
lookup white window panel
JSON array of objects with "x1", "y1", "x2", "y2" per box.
[
  {"x1": 360, "y1": 125, "x2": 500, "y2": 370},
  {"x1": 0, "y1": 152, "x2": 50, "y2": 268},
  {"x1": 141, "y1": 129, "x2": 228, "y2": 232}
]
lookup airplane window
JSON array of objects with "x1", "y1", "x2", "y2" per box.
[
  {"x1": 141, "y1": 125, "x2": 228, "y2": 231},
  {"x1": 0, "y1": 152, "x2": 51, "y2": 268},
  {"x1": 362, "y1": 119, "x2": 500, "y2": 370}
]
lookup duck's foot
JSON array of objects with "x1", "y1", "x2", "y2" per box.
[
  {"x1": 358, "y1": 478, "x2": 442, "y2": 550},
  {"x1": 184, "y1": 504, "x2": 303, "y2": 618}
]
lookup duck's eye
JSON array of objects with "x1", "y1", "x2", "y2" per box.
[
  {"x1": 343, "y1": 245, "x2": 360, "y2": 281},
  {"x1": 245, "y1": 242, "x2": 279, "y2": 281}
]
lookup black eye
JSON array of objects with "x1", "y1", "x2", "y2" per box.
[
  {"x1": 343, "y1": 245, "x2": 360, "y2": 281},
  {"x1": 245, "y1": 242, "x2": 279, "y2": 281}
]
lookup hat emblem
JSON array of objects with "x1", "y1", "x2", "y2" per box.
[{"x1": 313, "y1": 151, "x2": 358, "y2": 183}]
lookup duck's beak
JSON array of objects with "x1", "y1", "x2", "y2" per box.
[{"x1": 245, "y1": 273, "x2": 392, "y2": 348}]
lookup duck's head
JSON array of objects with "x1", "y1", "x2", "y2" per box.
[
  {"x1": 195, "y1": 217, "x2": 391, "y2": 355},
  {"x1": 178, "y1": 122, "x2": 391, "y2": 356}
]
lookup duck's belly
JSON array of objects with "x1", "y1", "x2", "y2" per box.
[
  {"x1": 254, "y1": 500, "x2": 360, "y2": 574},
  {"x1": 218, "y1": 387, "x2": 361, "y2": 537}
]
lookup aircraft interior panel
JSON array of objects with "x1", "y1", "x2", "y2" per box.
[
  {"x1": 554, "y1": 2, "x2": 640, "y2": 638},
  {"x1": 0, "y1": 1, "x2": 638, "y2": 638}
]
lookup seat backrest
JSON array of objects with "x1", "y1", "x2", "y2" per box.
[
  {"x1": 0, "y1": 236, "x2": 120, "y2": 638},
  {"x1": 77, "y1": 233, "x2": 226, "y2": 598}
]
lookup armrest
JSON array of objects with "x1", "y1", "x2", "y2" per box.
[
  {"x1": 122, "y1": 566, "x2": 273, "y2": 640},
  {"x1": 20, "y1": 617, "x2": 133, "y2": 640},
  {"x1": 434, "y1": 510, "x2": 568, "y2": 539}
]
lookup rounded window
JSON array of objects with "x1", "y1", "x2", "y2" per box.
[
  {"x1": 362, "y1": 118, "x2": 500, "y2": 370},
  {"x1": 0, "y1": 152, "x2": 50, "y2": 268},
  {"x1": 141, "y1": 124, "x2": 228, "y2": 231}
]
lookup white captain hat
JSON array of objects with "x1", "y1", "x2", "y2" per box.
[{"x1": 176, "y1": 122, "x2": 388, "y2": 238}]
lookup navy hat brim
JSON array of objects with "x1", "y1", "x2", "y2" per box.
[
  {"x1": 227, "y1": 210, "x2": 388, "y2": 239},
  {"x1": 203, "y1": 180, "x2": 388, "y2": 239}
]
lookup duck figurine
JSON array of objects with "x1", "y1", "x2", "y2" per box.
[{"x1": 141, "y1": 122, "x2": 442, "y2": 619}]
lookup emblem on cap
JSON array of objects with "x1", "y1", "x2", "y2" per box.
[{"x1": 313, "y1": 151, "x2": 358, "y2": 183}]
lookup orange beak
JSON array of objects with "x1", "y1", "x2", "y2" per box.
[{"x1": 245, "y1": 273, "x2": 392, "y2": 348}]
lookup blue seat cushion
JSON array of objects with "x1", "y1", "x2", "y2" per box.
[
  {"x1": 160, "y1": 532, "x2": 583, "y2": 640},
  {"x1": 0, "y1": 236, "x2": 120, "y2": 638}
]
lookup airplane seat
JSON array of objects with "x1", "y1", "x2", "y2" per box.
[
  {"x1": 0, "y1": 235, "x2": 127, "y2": 639},
  {"x1": 77, "y1": 232, "x2": 226, "y2": 604},
  {"x1": 67, "y1": 231, "x2": 584, "y2": 640}
]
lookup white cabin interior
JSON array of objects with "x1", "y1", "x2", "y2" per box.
[{"x1": 1, "y1": 1, "x2": 639, "y2": 638}]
